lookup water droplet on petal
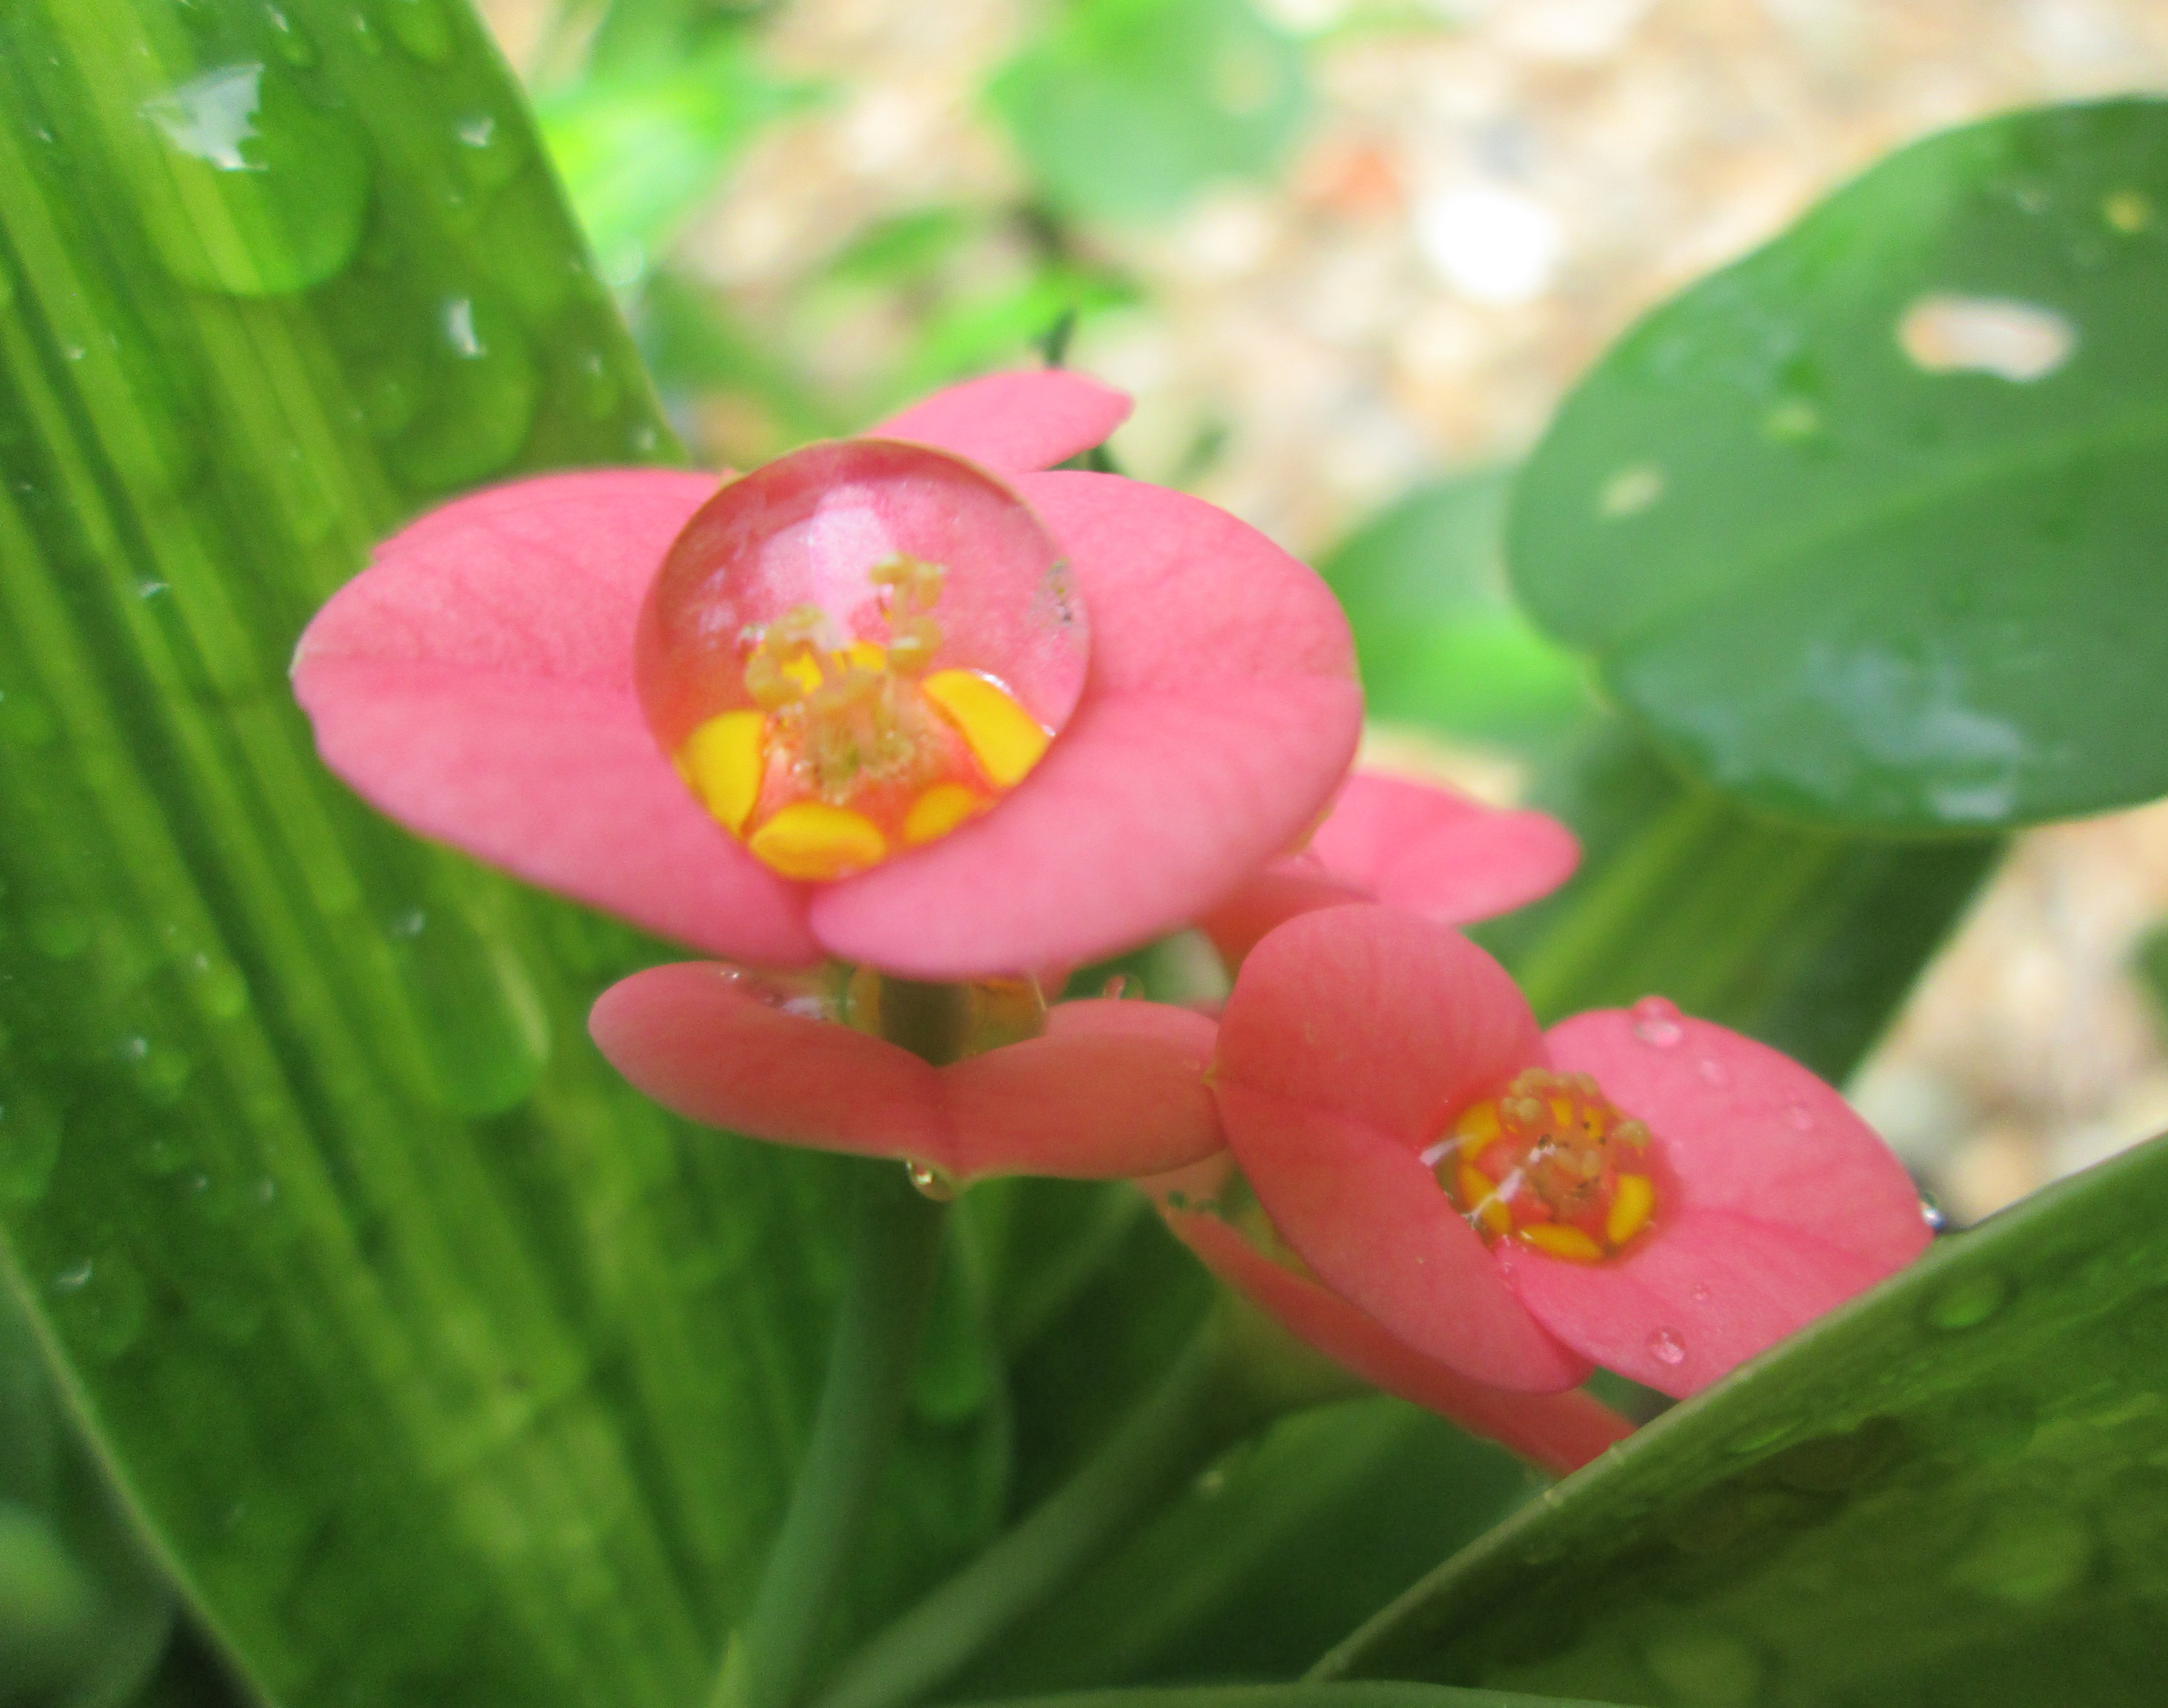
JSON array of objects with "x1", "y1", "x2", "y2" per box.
[
  {"x1": 1648, "y1": 1325, "x2": 1688, "y2": 1367},
  {"x1": 1631, "y1": 995, "x2": 1683, "y2": 1048},
  {"x1": 1695, "y1": 1056, "x2": 1727, "y2": 1086},
  {"x1": 639, "y1": 442, "x2": 1090, "y2": 880},
  {"x1": 1783, "y1": 1102, "x2": 1815, "y2": 1132},
  {"x1": 1689, "y1": 1280, "x2": 1712, "y2": 1304},
  {"x1": 906, "y1": 1159, "x2": 957, "y2": 1202}
]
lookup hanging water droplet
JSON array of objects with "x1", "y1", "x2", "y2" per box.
[
  {"x1": 906, "y1": 1159, "x2": 957, "y2": 1202},
  {"x1": 1647, "y1": 1325, "x2": 1688, "y2": 1367},
  {"x1": 1919, "y1": 1190, "x2": 1947, "y2": 1231},
  {"x1": 1631, "y1": 995, "x2": 1683, "y2": 1048},
  {"x1": 1783, "y1": 1102, "x2": 1815, "y2": 1132}
]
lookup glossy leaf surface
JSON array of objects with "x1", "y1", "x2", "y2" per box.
[
  {"x1": 0, "y1": 4, "x2": 996, "y2": 1704},
  {"x1": 1510, "y1": 99, "x2": 2168, "y2": 830},
  {"x1": 1320, "y1": 1129, "x2": 2168, "y2": 1706}
]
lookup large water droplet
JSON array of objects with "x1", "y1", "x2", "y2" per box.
[
  {"x1": 1924, "y1": 1270, "x2": 2009, "y2": 1331},
  {"x1": 388, "y1": 294, "x2": 537, "y2": 492},
  {"x1": 48, "y1": 1253, "x2": 148, "y2": 1361},
  {"x1": 139, "y1": 64, "x2": 370, "y2": 296},
  {"x1": 1648, "y1": 1325, "x2": 1688, "y2": 1367},
  {"x1": 1631, "y1": 994, "x2": 1683, "y2": 1048}
]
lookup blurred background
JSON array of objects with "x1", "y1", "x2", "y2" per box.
[{"x1": 474, "y1": 0, "x2": 2168, "y2": 1226}]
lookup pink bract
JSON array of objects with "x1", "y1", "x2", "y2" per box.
[
  {"x1": 1146, "y1": 1155, "x2": 1635, "y2": 1475},
  {"x1": 590, "y1": 963, "x2": 1222, "y2": 1183},
  {"x1": 1197, "y1": 770, "x2": 1579, "y2": 966},
  {"x1": 291, "y1": 370, "x2": 1361, "y2": 980},
  {"x1": 1213, "y1": 905, "x2": 1931, "y2": 1400}
]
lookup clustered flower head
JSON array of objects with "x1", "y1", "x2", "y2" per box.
[{"x1": 294, "y1": 367, "x2": 1933, "y2": 1462}]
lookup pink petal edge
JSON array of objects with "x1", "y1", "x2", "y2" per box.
[
  {"x1": 1149, "y1": 1162, "x2": 1632, "y2": 1474},
  {"x1": 870, "y1": 370, "x2": 1133, "y2": 476},
  {"x1": 590, "y1": 965, "x2": 1221, "y2": 1181}
]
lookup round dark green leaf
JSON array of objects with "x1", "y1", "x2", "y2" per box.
[{"x1": 1510, "y1": 99, "x2": 2168, "y2": 831}]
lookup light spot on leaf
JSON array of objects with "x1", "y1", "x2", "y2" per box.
[{"x1": 1898, "y1": 293, "x2": 2075, "y2": 383}]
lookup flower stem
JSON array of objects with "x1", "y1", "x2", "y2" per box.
[
  {"x1": 709, "y1": 1158, "x2": 949, "y2": 1708},
  {"x1": 808, "y1": 1310, "x2": 1273, "y2": 1708}
]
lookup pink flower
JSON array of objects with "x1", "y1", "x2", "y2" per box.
[
  {"x1": 1211, "y1": 905, "x2": 1932, "y2": 1399},
  {"x1": 588, "y1": 962, "x2": 1221, "y2": 1186},
  {"x1": 1145, "y1": 1154, "x2": 1635, "y2": 1475},
  {"x1": 1196, "y1": 769, "x2": 1579, "y2": 968},
  {"x1": 292, "y1": 370, "x2": 1362, "y2": 982}
]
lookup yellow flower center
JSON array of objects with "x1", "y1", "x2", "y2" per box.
[
  {"x1": 1425, "y1": 1068, "x2": 1659, "y2": 1263},
  {"x1": 672, "y1": 554, "x2": 1050, "y2": 880}
]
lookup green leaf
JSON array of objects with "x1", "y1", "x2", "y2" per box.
[
  {"x1": 1319, "y1": 1127, "x2": 2168, "y2": 1707},
  {"x1": 953, "y1": 1401, "x2": 1536, "y2": 1695},
  {"x1": 988, "y1": 0, "x2": 1308, "y2": 224},
  {"x1": 1, "y1": 1281, "x2": 174, "y2": 1708},
  {"x1": 1472, "y1": 721, "x2": 2000, "y2": 1084},
  {"x1": 539, "y1": 39, "x2": 813, "y2": 288},
  {"x1": 954, "y1": 1685, "x2": 1627, "y2": 1708},
  {"x1": 1509, "y1": 98, "x2": 2168, "y2": 831},
  {"x1": 0, "y1": 4, "x2": 996, "y2": 1704},
  {"x1": 1320, "y1": 471, "x2": 1588, "y2": 745}
]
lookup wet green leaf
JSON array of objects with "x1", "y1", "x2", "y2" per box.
[
  {"x1": 1319, "y1": 1128, "x2": 2168, "y2": 1706},
  {"x1": 954, "y1": 1401, "x2": 1535, "y2": 1695},
  {"x1": 960, "y1": 1686, "x2": 1626, "y2": 1708},
  {"x1": 989, "y1": 0, "x2": 1308, "y2": 223},
  {"x1": 1510, "y1": 99, "x2": 2168, "y2": 831},
  {"x1": 1472, "y1": 721, "x2": 1999, "y2": 1084},
  {"x1": 0, "y1": 4, "x2": 996, "y2": 1704}
]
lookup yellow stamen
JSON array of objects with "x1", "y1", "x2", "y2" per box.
[
  {"x1": 903, "y1": 782, "x2": 985, "y2": 845},
  {"x1": 1460, "y1": 1163, "x2": 1512, "y2": 1236},
  {"x1": 923, "y1": 669, "x2": 1049, "y2": 788},
  {"x1": 679, "y1": 710, "x2": 767, "y2": 834},
  {"x1": 749, "y1": 803, "x2": 887, "y2": 880},
  {"x1": 1520, "y1": 1224, "x2": 1605, "y2": 1262},
  {"x1": 1607, "y1": 1173, "x2": 1655, "y2": 1246},
  {"x1": 844, "y1": 640, "x2": 888, "y2": 673}
]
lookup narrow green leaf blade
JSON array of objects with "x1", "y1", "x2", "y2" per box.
[
  {"x1": 1510, "y1": 99, "x2": 2168, "y2": 831},
  {"x1": 1320, "y1": 1130, "x2": 2168, "y2": 1706},
  {"x1": 955, "y1": 1685, "x2": 1627, "y2": 1708},
  {"x1": 0, "y1": 3, "x2": 997, "y2": 1704}
]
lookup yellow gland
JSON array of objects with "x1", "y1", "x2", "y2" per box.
[
  {"x1": 1428, "y1": 1067, "x2": 1659, "y2": 1264},
  {"x1": 675, "y1": 554, "x2": 1052, "y2": 880}
]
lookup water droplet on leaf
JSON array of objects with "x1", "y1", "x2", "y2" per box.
[{"x1": 1924, "y1": 1270, "x2": 2009, "y2": 1331}]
